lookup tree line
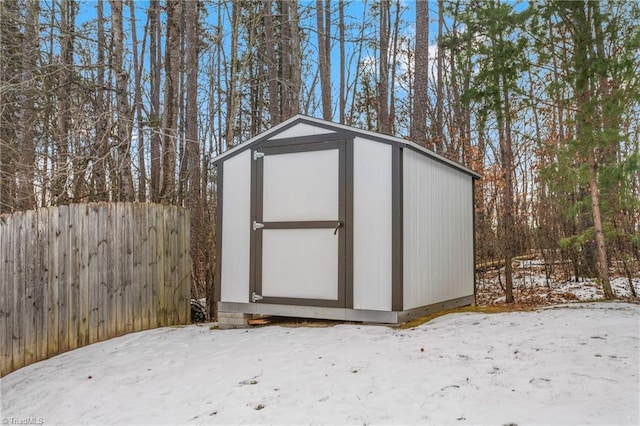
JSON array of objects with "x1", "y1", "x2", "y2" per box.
[{"x1": 1, "y1": 0, "x2": 638, "y2": 315}]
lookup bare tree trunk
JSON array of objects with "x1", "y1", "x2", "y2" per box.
[
  {"x1": 249, "y1": 48, "x2": 260, "y2": 136},
  {"x1": 92, "y1": 0, "x2": 109, "y2": 201},
  {"x1": 501, "y1": 75, "x2": 515, "y2": 304},
  {"x1": 215, "y1": 3, "x2": 224, "y2": 155},
  {"x1": 388, "y1": 0, "x2": 400, "y2": 135},
  {"x1": 324, "y1": 0, "x2": 331, "y2": 80},
  {"x1": 447, "y1": 48, "x2": 461, "y2": 160},
  {"x1": 129, "y1": 0, "x2": 147, "y2": 202},
  {"x1": 53, "y1": 0, "x2": 77, "y2": 205},
  {"x1": 316, "y1": 0, "x2": 332, "y2": 120},
  {"x1": 40, "y1": 4, "x2": 57, "y2": 206},
  {"x1": 17, "y1": 0, "x2": 40, "y2": 210},
  {"x1": 289, "y1": 0, "x2": 301, "y2": 117},
  {"x1": 161, "y1": 0, "x2": 182, "y2": 203},
  {"x1": 435, "y1": 0, "x2": 444, "y2": 153},
  {"x1": 589, "y1": 163, "x2": 613, "y2": 298},
  {"x1": 185, "y1": 0, "x2": 203, "y2": 298},
  {"x1": 263, "y1": 1, "x2": 280, "y2": 124},
  {"x1": 591, "y1": 1, "x2": 615, "y2": 299},
  {"x1": 460, "y1": 25, "x2": 473, "y2": 166},
  {"x1": 489, "y1": 22, "x2": 514, "y2": 303},
  {"x1": 149, "y1": 0, "x2": 161, "y2": 202},
  {"x1": 347, "y1": 4, "x2": 368, "y2": 126},
  {"x1": 177, "y1": 10, "x2": 188, "y2": 204},
  {"x1": 0, "y1": 0, "x2": 20, "y2": 212},
  {"x1": 225, "y1": 0, "x2": 240, "y2": 148},
  {"x1": 110, "y1": 0, "x2": 135, "y2": 202},
  {"x1": 339, "y1": 0, "x2": 345, "y2": 123},
  {"x1": 475, "y1": 112, "x2": 488, "y2": 264},
  {"x1": 449, "y1": 18, "x2": 467, "y2": 163},
  {"x1": 412, "y1": 0, "x2": 429, "y2": 147},
  {"x1": 378, "y1": 0, "x2": 389, "y2": 133},
  {"x1": 280, "y1": 0, "x2": 292, "y2": 119}
]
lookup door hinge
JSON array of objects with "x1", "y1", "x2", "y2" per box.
[
  {"x1": 253, "y1": 151, "x2": 264, "y2": 160},
  {"x1": 252, "y1": 292, "x2": 264, "y2": 302},
  {"x1": 253, "y1": 221, "x2": 264, "y2": 231}
]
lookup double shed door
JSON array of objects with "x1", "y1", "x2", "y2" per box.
[{"x1": 252, "y1": 139, "x2": 348, "y2": 308}]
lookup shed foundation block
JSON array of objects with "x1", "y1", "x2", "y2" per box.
[{"x1": 218, "y1": 311, "x2": 253, "y2": 329}]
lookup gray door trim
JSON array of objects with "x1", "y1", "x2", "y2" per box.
[
  {"x1": 392, "y1": 146, "x2": 404, "y2": 311},
  {"x1": 344, "y1": 139, "x2": 354, "y2": 309},
  {"x1": 259, "y1": 221, "x2": 342, "y2": 230},
  {"x1": 257, "y1": 132, "x2": 353, "y2": 148},
  {"x1": 250, "y1": 138, "x2": 352, "y2": 308},
  {"x1": 258, "y1": 140, "x2": 341, "y2": 154}
]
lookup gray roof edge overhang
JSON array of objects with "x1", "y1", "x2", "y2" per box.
[{"x1": 212, "y1": 114, "x2": 481, "y2": 180}]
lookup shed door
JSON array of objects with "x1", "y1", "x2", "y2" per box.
[{"x1": 252, "y1": 141, "x2": 346, "y2": 307}]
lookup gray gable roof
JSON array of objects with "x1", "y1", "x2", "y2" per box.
[{"x1": 213, "y1": 114, "x2": 480, "y2": 179}]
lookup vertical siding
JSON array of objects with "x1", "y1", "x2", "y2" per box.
[
  {"x1": 220, "y1": 149, "x2": 251, "y2": 303},
  {"x1": 403, "y1": 149, "x2": 474, "y2": 310},
  {"x1": 267, "y1": 122, "x2": 336, "y2": 139},
  {"x1": 353, "y1": 137, "x2": 392, "y2": 311}
]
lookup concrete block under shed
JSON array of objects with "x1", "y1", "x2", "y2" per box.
[{"x1": 218, "y1": 312, "x2": 253, "y2": 329}]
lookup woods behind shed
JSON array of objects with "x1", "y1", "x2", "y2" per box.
[{"x1": 214, "y1": 115, "x2": 479, "y2": 324}]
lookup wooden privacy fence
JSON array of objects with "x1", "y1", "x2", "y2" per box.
[{"x1": 0, "y1": 202, "x2": 191, "y2": 377}]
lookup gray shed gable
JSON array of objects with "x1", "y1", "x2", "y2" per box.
[{"x1": 213, "y1": 114, "x2": 480, "y2": 180}]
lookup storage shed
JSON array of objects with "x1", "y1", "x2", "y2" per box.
[{"x1": 214, "y1": 115, "x2": 480, "y2": 324}]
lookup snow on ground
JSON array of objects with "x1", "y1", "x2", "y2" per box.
[
  {"x1": 476, "y1": 261, "x2": 640, "y2": 306},
  {"x1": 2, "y1": 303, "x2": 639, "y2": 425}
]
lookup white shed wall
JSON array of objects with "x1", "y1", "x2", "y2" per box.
[
  {"x1": 220, "y1": 150, "x2": 251, "y2": 303},
  {"x1": 403, "y1": 149, "x2": 474, "y2": 309},
  {"x1": 353, "y1": 137, "x2": 392, "y2": 311},
  {"x1": 268, "y1": 123, "x2": 336, "y2": 140}
]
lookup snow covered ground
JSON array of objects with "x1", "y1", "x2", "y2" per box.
[
  {"x1": 477, "y1": 259, "x2": 640, "y2": 306},
  {"x1": 2, "y1": 302, "x2": 638, "y2": 425}
]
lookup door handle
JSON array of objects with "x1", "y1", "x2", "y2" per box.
[{"x1": 333, "y1": 221, "x2": 343, "y2": 235}]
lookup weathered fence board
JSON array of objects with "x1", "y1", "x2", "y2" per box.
[
  {"x1": 79, "y1": 204, "x2": 90, "y2": 348},
  {"x1": 2, "y1": 215, "x2": 12, "y2": 377},
  {"x1": 96, "y1": 205, "x2": 109, "y2": 342},
  {"x1": 0, "y1": 202, "x2": 191, "y2": 377},
  {"x1": 13, "y1": 212, "x2": 25, "y2": 372},
  {"x1": 24, "y1": 210, "x2": 37, "y2": 367},
  {"x1": 87, "y1": 205, "x2": 98, "y2": 346},
  {"x1": 46, "y1": 207, "x2": 59, "y2": 362},
  {"x1": 58, "y1": 204, "x2": 69, "y2": 355},
  {"x1": 106, "y1": 205, "x2": 117, "y2": 339},
  {"x1": 133, "y1": 205, "x2": 144, "y2": 332},
  {"x1": 156, "y1": 205, "x2": 166, "y2": 327},
  {"x1": 36, "y1": 208, "x2": 49, "y2": 363},
  {"x1": 69, "y1": 205, "x2": 80, "y2": 353}
]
